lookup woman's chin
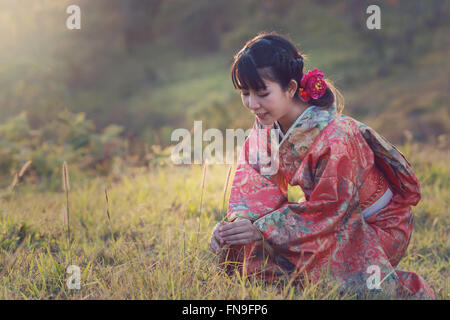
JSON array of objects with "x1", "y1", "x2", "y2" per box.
[{"x1": 256, "y1": 113, "x2": 273, "y2": 124}]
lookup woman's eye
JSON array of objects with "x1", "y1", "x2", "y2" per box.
[{"x1": 240, "y1": 92, "x2": 268, "y2": 97}]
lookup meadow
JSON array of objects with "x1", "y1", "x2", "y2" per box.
[
  {"x1": 0, "y1": 141, "x2": 448, "y2": 299},
  {"x1": 0, "y1": 0, "x2": 448, "y2": 301}
]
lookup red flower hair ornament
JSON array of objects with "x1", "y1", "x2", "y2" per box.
[{"x1": 298, "y1": 68, "x2": 327, "y2": 102}]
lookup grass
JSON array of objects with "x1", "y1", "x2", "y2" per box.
[{"x1": 0, "y1": 143, "x2": 448, "y2": 299}]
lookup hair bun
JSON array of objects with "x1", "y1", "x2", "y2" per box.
[
  {"x1": 289, "y1": 56, "x2": 303, "y2": 78},
  {"x1": 295, "y1": 56, "x2": 303, "y2": 68}
]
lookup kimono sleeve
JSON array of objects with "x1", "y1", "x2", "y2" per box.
[
  {"x1": 253, "y1": 136, "x2": 358, "y2": 254},
  {"x1": 358, "y1": 122, "x2": 421, "y2": 205},
  {"x1": 227, "y1": 119, "x2": 288, "y2": 222}
]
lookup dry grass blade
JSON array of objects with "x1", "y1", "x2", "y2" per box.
[
  {"x1": 8, "y1": 172, "x2": 19, "y2": 191},
  {"x1": 0, "y1": 237, "x2": 27, "y2": 279},
  {"x1": 196, "y1": 162, "x2": 208, "y2": 248},
  {"x1": 62, "y1": 161, "x2": 71, "y2": 243},
  {"x1": 18, "y1": 160, "x2": 32, "y2": 178},
  {"x1": 104, "y1": 186, "x2": 115, "y2": 241},
  {"x1": 105, "y1": 187, "x2": 111, "y2": 222},
  {"x1": 62, "y1": 161, "x2": 70, "y2": 192},
  {"x1": 9, "y1": 160, "x2": 33, "y2": 191},
  {"x1": 201, "y1": 162, "x2": 207, "y2": 187},
  {"x1": 221, "y1": 165, "x2": 232, "y2": 217},
  {"x1": 61, "y1": 204, "x2": 67, "y2": 226},
  {"x1": 199, "y1": 162, "x2": 207, "y2": 215}
]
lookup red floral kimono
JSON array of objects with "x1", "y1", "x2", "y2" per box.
[{"x1": 223, "y1": 104, "x2": 435, "y2": 299}]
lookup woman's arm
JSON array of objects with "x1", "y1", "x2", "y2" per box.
[
  {"x1": 226, "y1": 119, "x2": 288, "y2": 223},
  {"x1": 253, "y1": 142, "x2": 357, "y2": 253}
]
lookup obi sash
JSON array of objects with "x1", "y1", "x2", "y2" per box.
[{"x1": 359, "y1": 165, "x2": 393, "y2": 219}]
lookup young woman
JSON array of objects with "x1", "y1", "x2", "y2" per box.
[{"x1": 209, "y1": 32, "x2": 435, "y2": 299}]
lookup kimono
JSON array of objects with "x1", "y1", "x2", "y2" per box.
[{"x1": 222, "y1": 104, "x2": 435, "y2": 299}]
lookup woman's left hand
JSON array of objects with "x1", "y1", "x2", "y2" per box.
[{"x1": 218, "y1": 219, "x2": 263, "y2": 245}]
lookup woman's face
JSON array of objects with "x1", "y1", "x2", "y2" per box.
[{"x1": 240, "y1": 78, "x2": 292, "y2": 126}]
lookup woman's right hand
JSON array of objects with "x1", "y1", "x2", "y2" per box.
[{"x1": 209, "y1": 222, "x2": 226, "y2": 254}]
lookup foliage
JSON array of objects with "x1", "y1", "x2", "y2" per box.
[
  {"x1": 0, "y1": 0, "x2": 448, "y2": 148},
  {"x1": 0, "y1": 110, "x2": 126, "y2": 188}
]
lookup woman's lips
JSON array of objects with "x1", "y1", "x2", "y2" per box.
[{"x1": 256, "y1": 112, "x2": 269, "y2": 119}]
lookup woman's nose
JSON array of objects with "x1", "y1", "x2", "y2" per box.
[{"x1": 247, "y1": 95, "x2": 259, "y2": 110}]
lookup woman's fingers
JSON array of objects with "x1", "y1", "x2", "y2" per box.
[
  {"x1": 219, "y1": 219, "x2": 247, "y2": 232},
  {"x1": 219, "y1": 220, "x2": 263, "y2": 245},
  {"x1": 219, "y1": 226, "x2": 247, "y2": 237},
  {"x1": 219, "y1": 220, "x2": 251, "y2": 236},
  {"x1": 213, "y1": 228, "x2": 224, "y2": 245},
  {"x1": 225, "y1": 237, "x2": 253, "y2": 245},
  {"x1": 222, "y1": 232, "x2": 252, "y2": 243},
  {"x1": 210, "y1": 223, "x2": 225, "y2": 253},
  {"x1": 212, "y1": 219, "x2": 261, "y2": 249},
  {"x1": 209, "y1": 236, "x2": 220, "y2": 254}
]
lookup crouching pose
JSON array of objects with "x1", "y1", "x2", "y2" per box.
[{"x1": 209, "y1": 32, "x2": 434, "y2": 299}]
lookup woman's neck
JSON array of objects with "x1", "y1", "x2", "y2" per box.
[{"x1": 277, "y1": 100, "x2": 309, "y2": 135}]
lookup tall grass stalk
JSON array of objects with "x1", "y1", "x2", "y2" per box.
[
  {"x1": 104, "y1": 187, "x2": 111, "y2": 223},
  {"x1": 8, "y1": 173, "x2": 18, "y2": 191},
  {"x1": 104, "y1": 187, "x2": 114, "y2": 241},
  {"x1": 196, "y1": 162, "x2": 208, "y2": 249},
  {"x1": 221, "y1": 165, "x2": 232, "y2": 217},
  {"x1": 62, "y1": 161, "x2": 71, "y2": 244},
  {"x1": 9, "y1": 160, "x2": 32, "y2": 191},
  {"x1": 182, "y1": 195, "x2": 191, "y2": 258}
]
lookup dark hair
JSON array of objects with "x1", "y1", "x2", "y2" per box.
[{"x1": 231, "y1": 31, "x2": 344, "y2": 111}]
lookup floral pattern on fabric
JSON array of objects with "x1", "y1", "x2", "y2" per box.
[{"x1": 223, "y1": 105, "x2": 435, "y2": 299}]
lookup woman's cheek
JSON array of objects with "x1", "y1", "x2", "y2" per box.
[{"x1": 242, "y1": 96, "x2": 248, "y2": 108}]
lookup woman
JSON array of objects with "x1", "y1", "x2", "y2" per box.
[{"x1": 209, "y1": 32, "x2": 435, "y2": 299}]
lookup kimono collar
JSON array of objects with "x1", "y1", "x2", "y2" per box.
[
  {"x1": 252, "y1": 102, "x2": 338, "y2": 178},
  {"x1": 273, "y1": 103, "x2": 338, "y2": 149}
]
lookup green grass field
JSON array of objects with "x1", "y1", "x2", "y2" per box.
[{"x1": 0, "y1": 142, "x2": 448, "y2": 299}]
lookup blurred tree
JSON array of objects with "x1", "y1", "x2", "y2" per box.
[
  {"x1": 173, "y1": 0, "x2": 235, "y2": 53},
  {"x1": 119, "y1": 0, "x2": 164, "y2": 53},
  {"x1": 345, "y1": 0, "x2": 449, "y2": 75},
  {"x1": 0, "y1": 0, "x2": 448, "y2": 151}
]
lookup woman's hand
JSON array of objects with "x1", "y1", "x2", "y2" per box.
[
  {"x1": 218, "y1": 219, "x2": 263, "y2": 245},
  {"x1": 209, "y1": 222, "x2": 226, "y2": 254}
]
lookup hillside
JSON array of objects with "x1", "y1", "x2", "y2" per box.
[{"x1": 0, "y1": 0, "x2": 448, "y2": 148}]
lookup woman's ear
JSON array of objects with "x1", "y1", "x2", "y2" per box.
[{"x1": 287, "y1": 79, "x2": 298, "y2": 98}]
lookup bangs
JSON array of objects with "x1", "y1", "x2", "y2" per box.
[{"x1": 231, "y1": 54, "x2": 267, "y2": 91}]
